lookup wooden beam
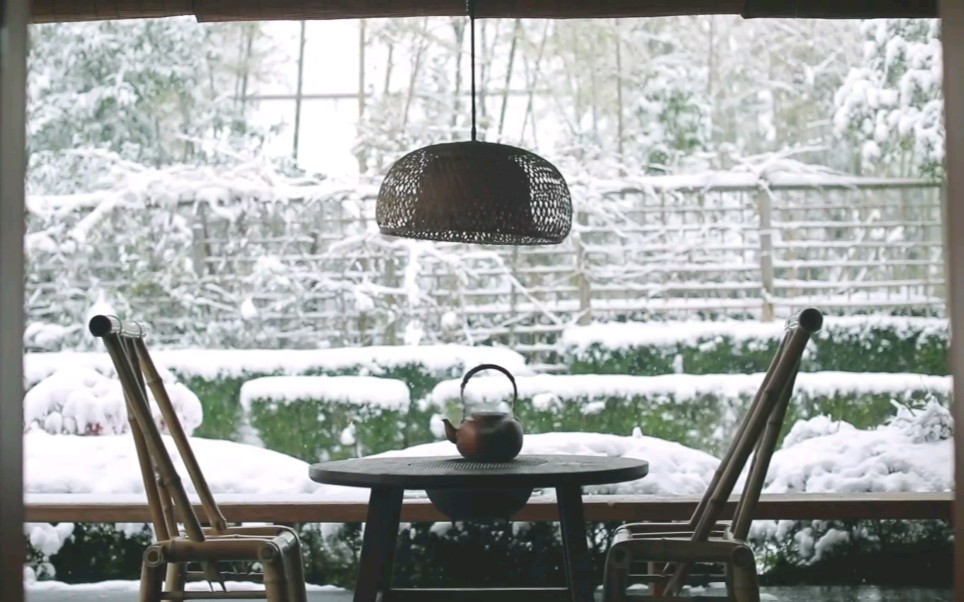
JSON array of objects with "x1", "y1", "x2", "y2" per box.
[
  {"x1": 24, "y1": 492, "x2": 953, "y2": 524},
  {"x1": 939, "y1": 2, "x2": 964, "y2": 601},
  {"x1": 28, "y1": 0, "x2": 938, "y2": 24},
  {"x1": 741, "y1": 0, "x2": 936, "y2": 19},
  {"x1": 0, "y1": 0, "x2": 28, "y2": 601}
]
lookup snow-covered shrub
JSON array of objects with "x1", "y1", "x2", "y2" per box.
[
  {"x1": 425, "y1": 372, "x2": 950, "y2": 456},
  {"x1": 23, "y1": 366, "x2": 202, "y2": 436},
  {"x1": 560, "y1": 316, "x2": 949, "y2": 376},
  {"x1": 887, "y1": 398, "x2": 952, "y2": 443},
  {"x1": 24, "y1": 345, "x2": 530, "y2": 444},
  {"x1": 240, "y1": 376, "x2": 411, "y2": 462},
  {"x1": 24, "y1": 523, "x2": 74, "y2": 580},
  {"x1": 750, "y1": 405, "x2": 953, "y2": 581}
]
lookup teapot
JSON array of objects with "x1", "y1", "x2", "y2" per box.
[{"x1": 441, "y1": 363, "x2": 524, "y2": 462}]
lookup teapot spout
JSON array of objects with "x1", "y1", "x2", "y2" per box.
[{"x1": 441, "y1": 418, "x2": 459, "y2": 444}]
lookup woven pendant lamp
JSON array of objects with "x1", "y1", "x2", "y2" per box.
[{"x1": 376, "y1": 1, "x2": 572, "y2": 245}]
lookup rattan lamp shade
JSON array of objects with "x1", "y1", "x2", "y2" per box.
[{"x1": 376, "y1": 140, "x2": 572, "y2": 245}]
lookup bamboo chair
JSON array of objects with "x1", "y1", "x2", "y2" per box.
[
  {"x1": 602, "y1": 307, "x2": 823, "y2": 602},
  {"x1": 89, "y1": 314, "x2": 308, "y2": 602}
]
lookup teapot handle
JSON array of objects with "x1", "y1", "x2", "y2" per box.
[{"x1": 459, "y1": 363, "x2": 518, "y2": 420}]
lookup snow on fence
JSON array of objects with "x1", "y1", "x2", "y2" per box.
[{"x1": 24, "y1": 164, "x2": 944, "y2": 369}]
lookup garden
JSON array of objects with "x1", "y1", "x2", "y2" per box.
[{"x1": 22, "y1": 314, "x2": 953, "y2": 589}]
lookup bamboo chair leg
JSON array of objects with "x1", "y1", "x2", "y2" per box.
[
  {"x1": 602, "y1": 545, "x2": 630, "y2": 602},
  {"x1": 728, "y1": 546, "x2": 760, "y2": 602},
  {"x1": 140, "y1": 548, "x2": 165, "y2": 602},
  {"x1": 284, "y1": 536, "x2": 309, "y2": 602},
  {"x1": 164, "y1": 561, "x2": 185, "y2": 596},
  {"x1": 261, "y1": 542, "x2": 289, "y2": 602},
  {"x1": 648, "y1": 561, "x2": 668, "y2": 597}
]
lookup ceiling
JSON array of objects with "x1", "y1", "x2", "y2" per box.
[{"x1": 30, "y1": 0, "x2": 937, "y2": 24}]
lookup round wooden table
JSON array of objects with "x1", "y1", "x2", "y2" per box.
[{"x1": 309, "y1": 454, "x2": 649, "y2": 602}]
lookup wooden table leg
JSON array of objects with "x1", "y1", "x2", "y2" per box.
[
  {"x1": 556, "y1": 485, "x2": 594, "y2": 602},
  {"x1": 355, "y1": 486, "x2": 404, "y2": 602}
]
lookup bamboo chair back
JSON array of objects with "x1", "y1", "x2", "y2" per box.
[
  {"x1": 89, "y1": 315, "x2": 229, "y2": 541},
  {"x1": 657, "y1": 307, "x2": 822, "y2": 596},
  {"x1": 689, "y1": 307, "x2": 822, "y2": 540}
]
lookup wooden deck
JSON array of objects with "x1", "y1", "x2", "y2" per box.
[{"x1": 24, "y1": 491, "x2": 952, "y2": 524}]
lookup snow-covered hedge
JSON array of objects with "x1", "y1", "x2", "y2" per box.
[
  {"x1": 24, "y1": 345, "x2": 530, "y2": 444},
  {"x1": 23, "y1": 367, "x2": 202, "y2": 437},
  {"x1": 560, "y1": 316, "x2": 949, "y2": 376},
  {"x1": 240, "y1": 376, "x2": 411, "y2": 462},
  {"x1": 424, "y1": 372, "x2": 951, "y2": 455}
]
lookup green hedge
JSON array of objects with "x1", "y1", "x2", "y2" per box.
[
  {"x1": 425, "y1": 372, "x2": 951, "y2": 455},
  {"x1": 561, "y1": 317, "x2": 949, "y2": 376},
  {"x1": 162, "y1": 348, "x2": 529, "y2": 445},
  {"x1": 242, "y1": 376, "x2": 410, "y2": 462},
  {"x1": 23, "y1": 346, "x2": 529, "y2": 445}
]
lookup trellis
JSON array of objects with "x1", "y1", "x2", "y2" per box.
[{"x1": 25, "y1": 171, "x2": 944, "y2": 370}]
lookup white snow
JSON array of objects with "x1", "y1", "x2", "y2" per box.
[
  {"x1": 239, "y1": 375, "x2": 410, "y2": 411},
  {"x1": 24, "y1": 345, "x2": 532, "y2": 386},
  {"x1": 23, "y1": 431, "x2": 331, "y2": 497},
  {"x1": 23, "y1": 367, "x2": 203, "y2": 436},
  {"x1": 762, "y1": 403, "x2": 953, "y2": 495},
  {"x1": 25, "y1": 580, "x2": 344, "y2": 592},
  {"x1": 426, "y1": 371, "x2": 951, "y2": 409},
  {"x1": 560, "y1": 315, "x2": 948, "y2": 353}
]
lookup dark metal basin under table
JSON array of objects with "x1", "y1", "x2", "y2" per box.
[{"x1": 309, "y1": 454, "x2": 649, "y2": 602}]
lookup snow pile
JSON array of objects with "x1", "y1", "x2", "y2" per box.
[
  {"x1": 240, "y1": 376, "x2": 410, "y2": 411},
  {"x1": 762, "y1": 405, "x2": 952, "y2": 495},
  {"x1": 780, "y1": 415, "x2": 856, "y2": 448},
  {"x1": 752, "y1": 402, "x2": 953, "y2": 566},
  {"x1": 23, "y1": 431, "x2": 335, "y2": 497},
  {"x1": 23, "y1": 367, "x2": 203, "y2": 436},
  {"x1": 374, "y1": 431, "x2": 718, "y2": 497}
]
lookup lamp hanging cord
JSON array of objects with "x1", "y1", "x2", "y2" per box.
[{"x1": 468, "y1": 0, "x2": 477, "y2": 141}]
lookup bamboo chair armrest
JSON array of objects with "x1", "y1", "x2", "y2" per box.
[
  {"x1": 627, "y1": 529, "x2": 727, "y2": 540},
  {"x1": 616, "y1": 521, "x2": 730, "y2": 535},
  {"x1": 609, "y1": 536, "x2": 755, "y2": 565},
  {"x1": 205, "y1": 525, "x2": 300, "y2": 538},
  {"x1": 151, "y1": 537, "x2": 284, "y2": 562}
]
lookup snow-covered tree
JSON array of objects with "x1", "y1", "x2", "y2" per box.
[
  {"x1": 27, "y1": 19, "x2": 274, "y2": 193},
  {"x1": 832, "y1": 19, "x2": 943, "y2": 179}
]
